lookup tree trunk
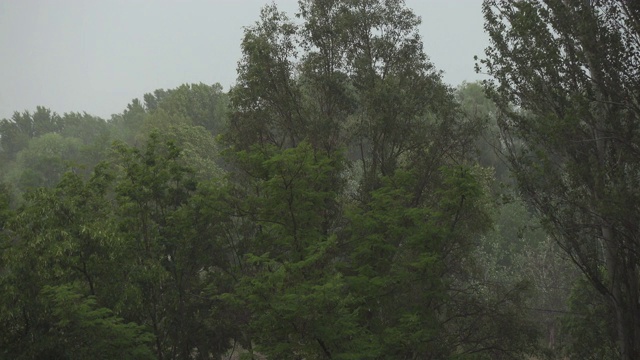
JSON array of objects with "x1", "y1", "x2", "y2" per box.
[{"x1": 603, "y1": 224, "x2": 640, "y2": 359}]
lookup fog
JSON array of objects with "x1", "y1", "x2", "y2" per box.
[{"x1": 0, "y1": 0, "x2": 487, "y2": 119}]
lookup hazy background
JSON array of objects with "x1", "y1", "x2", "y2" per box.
[{"x1": 0, "y1": 0, "x2": 489, "y2": 120}]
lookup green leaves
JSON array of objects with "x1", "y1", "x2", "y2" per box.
[
  {"x1": 1, "y1": 1, "x2": 602, "y2": 358},
  {"x1": 222, "y1": 142, "x2": 371, "y2": 359},
  {"x1": 0, "y1": 132, "x2": 239, "y2": 359},
  {"x1": 218, "y1": 1, "x2": 539, "y2": 358},
  {"x1": 341, "y1": 166, "x2": 498, "y2": 358},
  {"x1": 480, "y1": 0, "x2": 640, "y2": 357},
  {"x1": 41, "y1": 284, "x2": 155, "y2": 360}
]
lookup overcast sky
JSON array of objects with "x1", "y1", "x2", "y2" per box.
[{"x1": 0, "y1": 0, "x2": 489, "y2": 120}]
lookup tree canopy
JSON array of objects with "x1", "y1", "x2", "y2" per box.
[
  {"x1": 1, "y1": 0, "x2": 634, "y2": 358},
  {"x1": 480, "y1": 0, "x2": 640, "y2": 358}
]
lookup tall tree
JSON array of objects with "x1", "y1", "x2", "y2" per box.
[
  {"x1": 112, "y1": 133, "x2": 233, "y2": 359},
  {"x1": 224, "y1": 0, "x2": 538, "y2": 358},
  {"x1": 480, "y1": 0, "x2": 640, "y2": 358}
]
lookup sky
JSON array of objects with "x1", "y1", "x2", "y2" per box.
[{"x1": 0, "y1": 0, "x2": 489, "y2": 120}]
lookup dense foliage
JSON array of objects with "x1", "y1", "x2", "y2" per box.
[
  {"x1": 0, "y1": 0, "x2": 633, "y2": 358},
  {"x1": 480, "y1": 0, "x2": 640, "y2": 358}
]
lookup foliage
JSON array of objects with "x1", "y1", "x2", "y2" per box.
[
  {"x1": 111, "y1": 132, "x2": 234, "y2": 359},
  {"x1": 137, "y1": 110, "x2": 224, "y2": 180},
  {"x1": 221, "y1": 2, "x2": 540, "y2": 357},
  {"x1": 456, "y1": 82, "x2": 510, "y2": 184},
  {"x1": 144, "y1": 83, "x2": 229, "y2": 135},
  {"x1": 0, "y1": 110, "x2": 113, "y2": 203},
  {"x1": 561, "y1": 276, "x2": 619, "y2": 360},
  {"x1": 0, "y1": 107, "x2": 64, "y2": 162},
  {"x1": 3, "y1": 0, "x2": 623, "y2": 358},
  {"x1": 4, "y1": 133, "x2": 84, "y2": 190},
  {"x1": 0, "y1": 133, "x2": 237, "y2": 359},
  {"x1": 344, "y1": 167, "x2": 477, "y2": 358},
  {"x1": 0, "y1": 166, "x2": 140, "y2": 358},
  {"x1": 480, "y1": 0, "x2": 640, "y2": 358},
  {"x1": 0, "y1": 283, "x2": 155, "y2": 360},
  {"x1": 110, "y1": 98, "x2": 147, "y2": 144},
  {"x1": 40, "y1": 284, "x2": 155, "y2": 360},
  {"x1": 225, "y1": 142, "x2": 373, "y2": 359}
]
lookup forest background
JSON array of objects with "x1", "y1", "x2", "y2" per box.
[{"x1": 1, "y1": 0, "x2": 638, "y2": 359}]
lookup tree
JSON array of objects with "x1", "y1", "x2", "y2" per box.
[
  {"x1": 224, "y1": 142, "x2": 374, "y2": 359},
  {"x1": 0, "y1": 166, "x2": 154, "y2": 358},
  {"x1": 0, "y1": 132, "x2": 236, "y2": 359},
  {"x1": 60, "y1": 112, "x2": 112, "y2": 167},
  {"x1": 0, "y1": 107, "x2": 64, "y2": 163},
  {"x1": 562, "y1": 275, "x2": 619, "y2": 359},
  {"x1": 1, "y1": 111, "x2": 113, "y2": 202},
  {"x1": 144, "y1": 83, "x2": 229, "y2": 135},
  {"x1": 37, "y1": 284, "x2": 155, "y2": 360},
  {"x1": 457, "y1": 82, "x2": 579, "y2": 354},
  {"x1": 480, "y1": 0, "x2": 640, "y2": 358},
  {"x1": 341, "y1": 166, "x2": 518, "y2": 358},
  {"x1": 228, "y1": 0, "x2": 482, "y2": 196},
  {"x1": 112, "y1": 132, "x2": 234, "y2": 359},
  {"x1": 110, "y1": 98, "x2": 147, "y2": 145},
  {"x1": 224, "y1": 0, "x2": 538, "y2": 358},
  {"x1": 112, "y1": 83, "x2": 228, "y2": 180},
  {"x1": 4, "y1": 133, "x2": 84, "y2": 191},
  {"x1": 136, "y1": 109, "x2": 224, "y2": 181},
  {"x1": 456, "y1": 82, "x2": 511, "y2": 184}
]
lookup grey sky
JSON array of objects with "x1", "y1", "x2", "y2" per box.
[{"x1": 0, "y1": 0, "x2": 488, "y2": 120}]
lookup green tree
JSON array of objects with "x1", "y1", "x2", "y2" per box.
[
  {"x1": 228, "y1": 0, "x2": 477, "y2": 192},
  {"x1": 0, "y1": 133, "x2": 235, "y2": 359},
  {"x1": 4, "y1": 133, "x2": 84, "y2": 191},
  {"x1": 2, "y1": 111, "x2": 113, "y2": 202},
  {"x1": 224, "y1": 142, "x2": 375, "y2": 359},
  {"x1": 224, "y1": 0, "x2": 538, "y2": 358},
  {"x1": 0, "y1": 184, "x2": 12, "y2": 230},
  {"x1": 344, "y1": 167, "x2": 485, "y2": 358},
  {"x1": 112, "y1": 83, "x2": 228, "y2": 181},
  {"x1": 145, "y1": 83, "x2": 229, "y2": 135},
  {"x1": 480, "y1": 0, "x2": 640, "y2": 358},
  {"x1": 562, "y1": 275, "x2": 619, "y2": 359},
  {"x1": 110, "y1": 98, "x2": 147, "y2": 145},
  {"x1": 456, "y1": 82, "x2": 511, "y2": 183},
  {"x1": 0, "y1": 166, "x2": 153, "y2": 358},
  {"x1": 457, "y1": 81, "x2": 577, "y2": 355},
  {"x1": 60, "y1": 112, "x2": 112, "y2": 168},
  {"x1": 112, "y1": 132, "x2": 233, "y2": 359},
  {"x1": 39, "y1": 284, "x2": 154, "y2": 360},
  {"x1": 136, "y1": 109, "x2": 224, "y2": 180},
  {"x1": 0, "y1": 106, "x2": 64, "y2": 164}
]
